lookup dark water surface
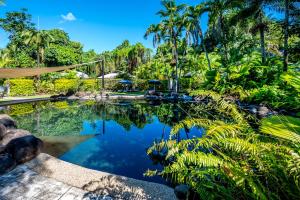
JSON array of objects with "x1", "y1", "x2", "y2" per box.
[{"x1": 0, "y1": 100, "x2": 204, "y2": 184}]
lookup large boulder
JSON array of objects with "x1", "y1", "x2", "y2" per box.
[
  {"x1": 0, "y1": 129, "x2": 31, "y2": 146},
  {"x1": 0, "y1": 114, "x2": 17, "y2": 128},
  {"x1": 0, "y1": 124, "x2": 7, "y2": 139},
  {"x1": 5, "y1": 135, "x2": 43, "y2": 164},
  {"x1": 174, "y1": 184, "x2": 190, "y2": 200},
  {"x1": 0, "y1": 153, "x2": 16, "y2": 175}
]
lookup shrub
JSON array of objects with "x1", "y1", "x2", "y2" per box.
[
  {"x1": 104, "y1": 79, "x2": 122, "y2": 91},
  {"x1": 80, "y1": 79, "x2": 100, "y2": 92},
  {"x1": 38, "y1": 80, "x2": 55, "y2": 94},
  {"x1": 54, "y1": 79, "x2": 79, "y2": 94},
  {"x1": 5, "y1": 79, "x2": 35, "y2": 96}
]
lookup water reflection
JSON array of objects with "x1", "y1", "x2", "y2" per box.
[{"x1": 0, "y1": 100, "x2": 206, "y2": 183}]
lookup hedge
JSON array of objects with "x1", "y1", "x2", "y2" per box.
[
  {"x1": 5, "y1": 78, "x2": 196, "y2": 96},
  {"x1": 80, "y1": 79, "x2": 100, "y2": 92},
  {"x1": 5, "y1": 79, "x2": 35, "y2": 96},
  {"x1": 54, "y1": 79, "x2": 79, "y2": 93}
]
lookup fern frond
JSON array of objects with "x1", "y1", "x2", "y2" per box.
[
  {"x1": 171, "y1": 118, "x2": 213, "y2": 135},
  {"x1": 260, "y1": 116, "x2": 300, "y2": 143}
]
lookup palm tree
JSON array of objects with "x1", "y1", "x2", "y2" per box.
[
  {"x1": 22, "y1": 30, "x2": 53, "y2": 67},
  {"x1": 283, "y1": 0, "x2": 289, "y2": 72},
  {"x1": 205, "y1": 0, "x2": 232, "y2": 65},
  {"x1": 145, "y1": 0, "x2": 186, "y2": 93},
  {"x1": 230, "y1": 0, "x2": 280, "y2": 65},
  {"x1": 0, "y1": 49, "x2": 10, "y2": 68},
  {"x1": 185, "y1": 4, "x2": 211, "y2": 70}
]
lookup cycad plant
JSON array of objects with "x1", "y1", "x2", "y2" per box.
[{"x1": 146, "y1": 90, "x2": 300, "y2": 199}]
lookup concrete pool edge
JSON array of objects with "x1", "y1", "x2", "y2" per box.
[{"x1": 24, "y1": 153, "x2": 177, "y2": 200}]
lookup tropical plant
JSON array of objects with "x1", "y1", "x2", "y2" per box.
[
  {"x1": 147, "y1": 92, "x2": 300, "y2": 199},
  {"x1": 145, "y1": 0, "x2": 187, "y2": 93},
  {"x1": 184, "y1": 4, "x2": 211, "y2": 70},
  {"x1": 22, "y1": 30, "x2": 54, "y2": 67}
]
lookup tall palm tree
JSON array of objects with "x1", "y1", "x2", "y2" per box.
[
  {"x1": 22, "y1": 30, "x2": 53, "y2": 67},
  {"x1": 230, "y1": 0, "x2": 279, "y2": 65},
  {"x1": 205, "y1": 0, "x2": 232, "y2": 65},
  {"x1": 145, "y1": 0, "x2": 186, "y2": 93},
  {"x1": 185, "y1": 4, "x2": 211, "y2": 70},
  {"x1": 283, "y1": 0, "x2": 289, "y2": 72}
]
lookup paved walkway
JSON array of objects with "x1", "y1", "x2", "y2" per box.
[{"x1": 0, "y1": 165, "x2": 112, "y2": 200}]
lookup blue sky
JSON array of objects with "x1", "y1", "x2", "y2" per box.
[{"x1": 0, "y1": 0, "x2": 205, "y2": 53}]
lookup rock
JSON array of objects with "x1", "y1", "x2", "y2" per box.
[
  {"x1": 258, "y1": 106, "x2": 270, "y2": 118},
  {"x1": 248, "y1": 105, "x2": 258, "y2": 114},
  {"x1": 0, "y1": 114, "x2": 17, "y2": 128},
  {"x1": 0, "y1": 145, "x2": 5, "y2": 153},
  {"x1": 0, "y1": 129, "x2": 31, "y2": 146},
  {"x1": 67, "y1": 95, "x2": 80, "y2": 100},
  {"x1": 5, "y1": 135, "x2": 43, "y2": 164},
  {"x1": 0, "y1": 124, "x2": 7, "y2": 139},
  {"x1": 174, "y1": 184, "x2": 190, "y2": 200},
  {"x1": 0, "y1": 153, "x2": 16, "y2": 175},
  {"x1": 66, "y1": 90, "x2": 75, "y2": 97},
  {"x1": 76, "y1": 92, "x2": 86, "y2": 97}
]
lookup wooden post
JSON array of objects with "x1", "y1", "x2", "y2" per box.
[{"x1": 102, "y1": 59, "x2": 105, "y2": 92}]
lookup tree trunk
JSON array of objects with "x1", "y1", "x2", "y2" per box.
[
  {"x1": 198, "y1": 26, "x2": 211, "y2": 70},
  {"x1": 283, "y1": 0, "x2": 289, "y2": 72},
  {"x1": 259, "y1": 13, "x2": 266, "y2": 65},
  {"x1": 174, "y1": 39, "x2": 179, "y2": 94},
  {"x1": 219, "y1": 15, "x2": 229, "y2": 65},
  {"x1": 37, "y1": 47, "x2": 40, "y2": 68}
]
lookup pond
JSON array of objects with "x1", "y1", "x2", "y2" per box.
[{"x1": 0, "y1": 100, "x2": 206, "y2": 184}]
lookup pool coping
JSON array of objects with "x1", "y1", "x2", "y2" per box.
[
  {"x1": 0, "y1": 97, "x2": 51, "y2": 106},
  {"x1": 24, "y1": 153, "x2": 176, "y2": 200}
]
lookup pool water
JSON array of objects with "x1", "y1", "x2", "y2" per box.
[{"x1": 0, "y1": 100, "x2": 203, "y2": 184}]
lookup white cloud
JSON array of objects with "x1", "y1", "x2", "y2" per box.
[{"x1": 60, "y1": 12, "x2": 76, "y2": 23}]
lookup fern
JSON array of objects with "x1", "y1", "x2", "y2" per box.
[
  {"x1": 260, "y1": 115, "x2": 300, "y2": 143},
  {"x1": 147, "y1": 91, "x2": 300, "y2": 199}
]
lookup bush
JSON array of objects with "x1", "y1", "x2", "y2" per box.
[
  {"x1": 38, "y1": 80, "x2": 55, "y2": 94},
  {"x1": 104, "y1": 79, "x2": 122, "y2": 91},
  {"x1": 80, "y1": 79, "x2": 100, "y2": 92},
  {"x1": 54, "y1": 79, "x2": 79, "y2": 94},
  {"x1": 5, "y1": 79, "x2": 35, "y2": 96}
]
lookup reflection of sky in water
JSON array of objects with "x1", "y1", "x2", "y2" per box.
[{"x1": 60, "y1": 117, "x2": 203, "y2": 183}]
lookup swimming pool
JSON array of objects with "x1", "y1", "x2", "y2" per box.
[{"x1": 0, "y1": 100, "x2": 204, "y2": 184}]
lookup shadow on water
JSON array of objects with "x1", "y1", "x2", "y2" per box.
[{"x1": 0, "y1": 100, "x2": 206, "y2": 185}]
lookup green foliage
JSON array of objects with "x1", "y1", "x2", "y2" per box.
[
  {"x1": 45, "y1": 43, "x2": 82, "y2": 66},
  {"x1": 8, "y1": 103, "x2": 34, "y2": 116},
  {"x1": 147, "y1": 92, "x2": 300, "y2": 199},
  {"x1": 54, "y1": 79, "x2": 79, "y2": 93},
  {"x1": 260, "y1": 115, "x2": 300, "y2": 143},
  {"x1": 5, "y1": 79, "x2": 35, "y2": 96},
  {"x1": 38, "y1": 80, "x2": 55, "y2": 94},
  {"x1": 80, "y1": 79, "x2": 100, "y2": 92},
  {"x1": 8, "y1": 51, "x2": 36, "y2": 68}
]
